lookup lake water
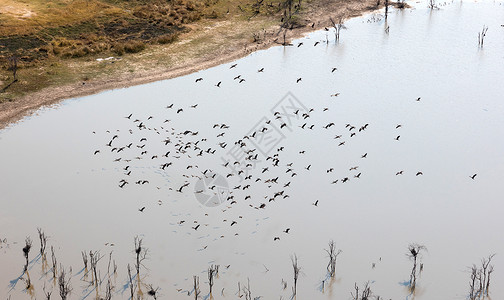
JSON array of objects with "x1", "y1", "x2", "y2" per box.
[{"x1": 1, "y1": 0, "x2": 504, "y2": 299}]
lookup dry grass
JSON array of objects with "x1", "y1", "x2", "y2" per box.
[{"x1": 0, "y1": 0, "x2": 383, "y2": 114}]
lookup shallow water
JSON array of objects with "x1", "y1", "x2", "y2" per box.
[{"x1": 1, "y1": 0, "x2": 504, "y2": 299}]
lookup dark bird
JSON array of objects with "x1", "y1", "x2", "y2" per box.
[
  {"x1": 230, "y1": 221, "x2": 237, "y2": 226},
  {"x1": 416, "y1": 171, "x2": 423, "y2": 176},
  {"x1": 166, "y1": 104, "x2": 174, "y2": 109},
  {"x1": 313, "y1": 200, "x2": 319, "y2": 206},
  {"x1": 296, "y1": 78, "x2": 302, "y2": 83},
  {"x1": 396, "y1": 170, "x2": 403, "y2": 175},
  {"x1": 305, "y1": 164, "x2": 311, "y2": 171},
  {"x1": 331, "y1": 67, "x2": 337, "y2": 72},
  {"x1": 94, "y1": 150, "x2": 100, "y2": 155},
  {"x1": 361, "y1": 153, "x2": 367, "y2": 158},
  {"x1": 192, "y1": 224, "x2": 200, "y2": 230},
  {"x1": 470, "y1": 174, "x2": 477, "y2": 180},
  {"x1": 195, "y1": 78, "x2": 203, "y2": 82},
  {"x1": 297, "y1": 42, "x2": 303, "y2": 47},
  {"x1": 314, "y1": 41, "x2": 320, "y2": 46},
  {"x1": 230, "y1": 63, "x2": 237, "y2": 69},
  {"x1": 125, "y1": 113, "x2": 132, "y2": 119},
  {"x1": 239, "y1": 78, "x2": 246, "y2": 83},
  {"x1": 416, "y1": 97, "x2": 421, "y2": 101},
  {"x1": 395, "y1": 135, "x2": 400, "y2": 141},
  {"x1": 177, "y1": 108, "x2": 183, "y2": 113},
  {"x1": 191, "y1": 104, "x2": 198, "y2": 108},
  {"x1": 258, "y1": 68, "x2": 264, "y2": 72},
  {"x1": 216, "y1": 81, "x2": 221, "y2": 87},
  {"x1": 274, "y1": 237, "x2": 280, "y2": 241},
  {"x1": 283, "y1": 228, "x2": 290, "y2": 234},
  {"x1": 396, "y1": 124, "x2": 402, "y2": 129},
  {"x1": 139, "y1": 207, "x2": 146, "y2": 212},
  {"x1": 331, "y1": 93, "x2": 340, "y2": 97},
  {"x1": 354, "y1": 173, "x2": 361, "y2": 178}
]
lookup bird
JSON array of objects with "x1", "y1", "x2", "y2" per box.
[
  {"x1": 258, "y1": 68, "x2": 264, "y2": 72},
  {"x1": 296, "y1": 78, "x2": 302, "y2": 83},
  {"x1": 192, "y1": 224, "x2": 200, "y2": 230},
  {"x1": 313, "y1": 200, "x2": 319, "y2": 206},
  {"x1": 216, "y1": 81, "x2": 221, "y2": 87},
  {"x1": 416, "y1": 97, "x2": 421, "y2": 101},
  {"x1": 331, "y1": 93, "x2": 340, "y2": 97},
  {"x1": 139, "y1": 207, "x2": 146, "y2": 212},
  {"x1": 396, "y1": 124, "x2": 402, "y2": 129},
  {"x1": 177, "y1": 108, "x2": 183, "y2": 113},
  {"x1": 195, "y1": 78, "x2": 203, "y2": 82},
  {"x1": 239, "y1": 78, "x2": 246, "y2": 83},
  {"x1": 94, "y1": 150, "x2": 100, "y2": 155},
  {"x1": 230, "y1": 221, "x2": 237, "y2": 226},
  {"x1": 416, "y1": 171, "x2": 423, "y2": 176},
  {"x1": 470, "y1": 174, "x2": 477, "y2": 180},
  {"x1": 283, "y1": 228, "x2": 291, "y2": 234},
  {"x1": 297, "y1": 42, "x2": 303, "y2": 47},
  {"x1": 274, "y1": 237, "x2": 280, "y2": 241},
  {"x1": 361, "y1": 153, "x2": 367, "y2": 158},
  {"x1": 331, "y1": 67, "x2": 337, "y2": 72},
  {"x1": 125, "y1": 113, "x2": 132, "y2": 119},
  {"x1": 396, "y1": 170, "x2": 404, "y2": 175},
  {"x1": 395, "y1": 135, "x2": 400, "y2": 140},
  {"x1": 314, "y1": 41, "x2": 320, "y2": 46},
  {"x1": 230, "y1": 63, "x2": 237, "y2": 69}
]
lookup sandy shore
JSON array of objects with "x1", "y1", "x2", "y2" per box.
[{"x1": 0, "y1": 0, "x2": 382, "y2": 130}]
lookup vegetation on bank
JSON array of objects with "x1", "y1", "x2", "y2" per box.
[{"x1": 0, "y1": 0, "x2": 386, "y2": 104}]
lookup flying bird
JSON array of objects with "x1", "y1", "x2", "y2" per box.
[
  {"x1": 139, "y1": 207, "x2": 146, "y2": 212},
  {"x1": 470, "y1": 174, "x2": 477, "y2": 180}
]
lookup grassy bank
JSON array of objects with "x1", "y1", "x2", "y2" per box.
[{"x1": 0, "y1": 0, "x2": 385, "y2": 127}]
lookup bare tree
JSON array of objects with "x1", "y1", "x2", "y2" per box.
[
  {"x1": 193, "y1": 276, "x2": 200, "y2": 300},
  {"x1": 51, "y1": 246, "x2": 57, "y2": 279},
  {"x1": 325, "y1": 240, "x2": 342, "y2": 277},
  {"x1": 58, "y1": 266, "x2": 72, "y2": 300},
  {"x1": 43, "y1": 282, "x2": 52, "y2": 299},
  {"x1": 207, "y1": 264, "x2": 219, "y2": 295},
  {"x1": 89, "y1": 251, "x2": 102, "y2": 288},
  {"x1": 291, "y1": 254, "x2": 300, "y2": 297},
  {"x1": 127, "y1": 264, "x2": 135, "y2": 300},
  {"x1": 81, "y1": 251, "x2": 88, "y2": 271},
  {"x1": 22, "y1": 237, "x2": 32, "y2": 272},
  {"x1": 37, "y1": 228, "x2": 48, "y2": 258},
  {"x1": 329, "y1": 17, "x2": 346, "y2": 42},
  {"x1": 134, "y1": 236, "x2": 148, "y2": 276},
  {"x1": 468, "y1": 254, "x2": 495, "y2": 299},
  {"x1": 243, "y1": 278, "x2": 252, "y2": 300},
  {"x1": 351, "y1": 281, "x2": 372, "y2": 300},
  {"x1": 478, "y1": 26, "x2": 488, "y2": 48},
  {"x1": 406, "y1": 243, "x2": 427, "y2": 291}
]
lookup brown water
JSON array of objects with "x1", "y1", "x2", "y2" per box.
[{"x1": 1, "y1": 1, "x2": 504, "y2": 299}]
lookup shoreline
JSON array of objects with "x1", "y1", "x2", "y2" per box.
[{"x1": 0, "y1": 0, "x2": 383, "y2": 130}]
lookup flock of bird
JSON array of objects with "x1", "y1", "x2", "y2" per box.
[{"x1": 92, "y1": 41, "x2": 478, "y2": 249}]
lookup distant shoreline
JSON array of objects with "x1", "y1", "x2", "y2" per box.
[{"x1": 0, "y1": 0, "x2": 384, "y2": 130}]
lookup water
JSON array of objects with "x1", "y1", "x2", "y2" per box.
[{"x1": 1, "y1": 1, "x2": 504, "y2": 299}]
